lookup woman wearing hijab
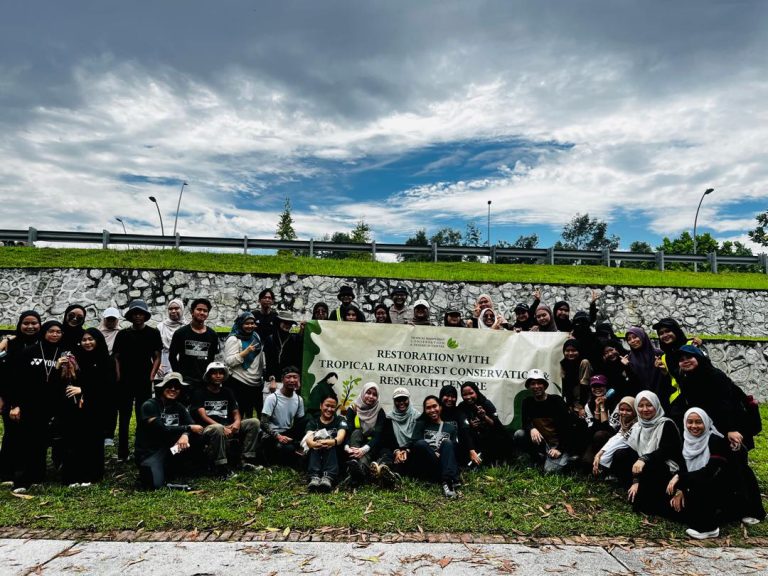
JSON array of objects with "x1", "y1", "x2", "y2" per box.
[
  {"x1": 439, "y1": 385, "x2": 472, "y2": 464},
  {"x1": 11, "y1": 321, "x2": 67, "y2": 490},
  {"x1": 593, "y1": 396, "x2": 637, "y2": 482},
  {"x1": 157, "y1": 299, "x2": 184, "y2": 380},
  {"x1": 224, "y1": 311, "x2": 265, "y2": 419},
  {"x1": 676, "y1": 345, "x2": 766, "y2": 524},
  {"x1": 530, "y1": 304, "x2": 558, "y2": 332},
  {"x1": 372, "y1": 303, "x2": 392, "y2": 324},
  {"x1": 341, "y1": 304, "x2": 366, "y2": 322},
  {"x1": 600, "y1": 341, "x2": 633, "y2": 399},
  {"x1": 344, "y1": 382, "x2": 386, "y2": 484},
  {"x1": 61, "y1": 304, "x2": 87, "y2": 352},
  {"x1": 623, "y1": 390, "x2": 683, "y2": 516},
  {"x1": 580, "y1": 375, "x2": 619, "y2": 468},
  {"x1": 0, "y1": 310, "x2": 42, "y2": 481},
  {"x1": 374, "y1": 387, "x2": 419, "y2": 485},
  {"x1": 97, "y1": 308, "x2": 121, "y2": 354},
  {"x1": 63, "y1": 328, "x2": 113, "y2": 486},
  {"x1": 666, "y1": 408, "x2": 729, "y2": 539},
  {"x1": 311, "y1": 302, "x2": 329, "y2": 321},
  {"x1": 458, "y1": 382, "x2": 507, "y2": 465},
  {"x1": 468, "y1": 294, "x2": 494, "y2": 328},
  {"x1": 622, "y1": 327, "x2": 666, "y2": 401},
  {"x1": 560, "y1": 339, "x2": 593, "y2": 414}
]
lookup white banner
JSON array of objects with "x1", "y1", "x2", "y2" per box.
[{"x1": 302, "y1": 321, "x2": 567, "y2": 426}]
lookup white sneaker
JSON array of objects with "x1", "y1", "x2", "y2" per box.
[
  {"x1": 12, "y1": 487, "x2": 27, "y2": 494},
  {"x1": 104, "y1": 438, "x2": 114, "y2": 447},
  {"x1": 686, "y1": 527, "x2": 720, "y2": 540},
  {"x1": 742, "y1": 517, "x2": 761, "y2": 525}
]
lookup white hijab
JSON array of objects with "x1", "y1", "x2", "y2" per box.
[
  {"x1": 682, "y1": 407, "x2": 723, "y2": 472},
  {"x1": 158, "y1": 298, "x2": 185, "y2": 349},
  {"x1": 626, "y1": 390, "x2": 672, "y2": 456}
]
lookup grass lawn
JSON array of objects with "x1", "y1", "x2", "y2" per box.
[
  {"x1": 1, "y1": 410, "x2": 766, "y2": 541},
  {"x1": 1, "y1": 246, "x2": 768, "y2": 290}
]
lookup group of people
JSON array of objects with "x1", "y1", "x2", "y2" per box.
[{"x1": 0, "y1": 284, "x2": 763, "y2": 540}]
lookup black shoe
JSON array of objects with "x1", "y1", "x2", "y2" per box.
[{"x1": 347, "y1": 460, "x2": 366, "y2": 482}]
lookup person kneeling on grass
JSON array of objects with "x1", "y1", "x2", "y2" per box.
[
  {"x1": 303, "y1": 392, "x2": 348, "y2": 492},
  {"x1": 192, "y1": 362, "x2": 261, "y2": 478},
  {"x1": 135, "y1": 372, "x2": 203, "y2": 490},
  {"x1": 407, "y1": 395, "x2": 460, "y2": 499}
]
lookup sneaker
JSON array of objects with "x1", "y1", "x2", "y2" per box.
[
  {"x1": 104, "y1": 438, "x2": 114, "y2": 447},
  {"x1": 319, "y1": 475, "x2": 333, "y2": 492},
  {"x1": 12, "y1": 487, "x2": 27, "y2": 494},
  {"x1": 369, "y1": 462, "x2": 381, "y2": 478},
  {"x1": 308, "y1": 476, "x2": 321, "y2": 491},
  {"x1": 742, "y1": 517, "x2": 761, "y2": 525},
  {"x1": 241, "y1": 462, "x2": 263, "y2": 472},
  {"x1": 442, "y1": 482, "x2": 457, "y2": 499},
  {"x1": 68, "y1": 483, "x2": 80, "y2": 488},
  {"x1": 686, "y1": 527, "x2": 720, "y2": 540},
  {"x1": 378, "y1": 464, "x2": 401, "y2": 487},
  {"x1": 215, "y1": 466, "x2": 237, "y2": 480}
]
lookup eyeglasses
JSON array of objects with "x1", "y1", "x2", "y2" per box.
[
  {"x1": 165, "y1": 383, "x2": 182, "y2": 390},
  {"x1": 393, "y1": 397, "x2": 409, "y2": 403}
]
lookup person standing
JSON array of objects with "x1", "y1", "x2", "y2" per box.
[
  {"x1": 157, "y1": 299, "x2": 185, "y2": 380},
  {"x1": 169, "y1": 298, "x2": 219, "y2": 389},
  {"x1": 224, "y1": 312, "x2": 265, "y2": 419},
  {"x1": 252, "y1": 289, "x2": 279, "y2": 341},
  {"x1": 388, "y1": 285, "x2": 412, "y2": 325},
  {"x1": 113, "y1": 300, "x2": 162, "y2": 461},
  {"x1": 97, "y1": 307, "x2": 121, "y2": 354},
  {"x1": 61, "y1": 304, "x2": 87, "y2": 352}
]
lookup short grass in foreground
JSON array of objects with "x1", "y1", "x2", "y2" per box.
[
  {"x1": 2, "y1": 246, "x2": 768, "y2": 290},
  {"x1": 1, "y1": 409, "x2": 767, "y2": 540}
]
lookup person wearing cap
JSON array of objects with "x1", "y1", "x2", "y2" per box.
[
  {"x1": 442, "y1": 305, "x2": 466, "y2": 328},
  {"x1": 168, "y1": 298, "x2": 219, "y2": 388},
  {"x1": 329, "y1": 285, "x2": 365, "y2": 321},
  {"x1": 511, "y1": 288, "x2": 542, "y2": 332},
  {"x1": 260, "y1": 365, "x2": 306, "y2": 467},
  {"x1": 410, "y1": 300, "x2": 432, "y2": 326},
  {"x1": 513, "y1": 369, "x2": 573, "y2": 473},
  {"x1": 134, "y1": 372, "x2": 203, "y2": 490},
  {"x1": 580, "y1": 374, "x2": 619, "y2": 468},
  {"x1": 264, "y1": 311, "x2": 303, "y2": 382},
  {"x1": 192, "y1": 362, "x2": 261, "y2": 477},
  {"x1": 113, "y1": 300, "x2": 162, "y2": 461},
  {"x1": 373, "y1": 387, "x2": 417, "y2": 485},
  {"x1": 253, "y1": 288, "x2": 279, "y2": 341},
  {"x1": 157, "y1": 299, "x2": 185, "y2": 381},
  {"x1": 388, "y1": 285, "x2": 412, "y2": 325},
  {"x1": 61, "y1": 304, "x2": 87, "y2": 352},
  {"x1": 97, "y1": 307, "x2": 121, "y2": 353}
]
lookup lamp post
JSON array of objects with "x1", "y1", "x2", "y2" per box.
[
  {"x1": 487, "y1": 200, "x2": 492, "y2": 247},
  {"x1": 148, "y1": 196, "x2": 165, "y2": 236},
  {"x1": 693, "y1": 187, "x2": 714, "y2": 272},
  {"x1": 172, "y1": 181, "x2": 187, "y2": 237},
  {"x1": 115, "y1": 217, "x2": 131, "y2": 250}
]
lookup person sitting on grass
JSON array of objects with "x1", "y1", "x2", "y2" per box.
[
  {"x1": 344, "y1": 382, "x2": 386, "y2": 485},
  {"x1": 260, "y1": 365, "x2": 306, "y2": 468},
  {"x1": 304, "y1": 392, "x2": 348, "y2": 492},
  {"x1": 513, "y1": 369, "x2": 573, "y2": 473},
  {"x1": 192, "y1": 362, "x2": 261, "y2": 478},
  {"x1": 457, "y1": 381, "x2": 506, "y2": 466},
  {"x1": 408, "y1": 395, "x2": 460, "y2": 499},
  {"x1": 373, "y1": 387, "x2": 418, "y2": 486},
  {"x1": 592, "y1": 396, "x2": 637, "y2": 483},
  {"x1": 135, "y1": 372, "x2": 203, "y2": 490}
]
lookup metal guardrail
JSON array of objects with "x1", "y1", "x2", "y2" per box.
[{"x1": 1, "y1": 227, "x2": 766, "y2": 274}]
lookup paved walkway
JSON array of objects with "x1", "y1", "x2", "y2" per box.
[{"x1": 3, "y1": 535, "x2": 768, "y2": 575}]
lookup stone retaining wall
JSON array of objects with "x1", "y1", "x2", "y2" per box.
[{"x1": 1, "y1": 268, "x2": 766, "y2": 397}]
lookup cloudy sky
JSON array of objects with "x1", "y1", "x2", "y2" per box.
[{"x1": 1, "y1": 1, "x2": 767, "y2": 253}]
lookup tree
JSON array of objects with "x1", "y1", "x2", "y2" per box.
[
  {"x1": 496, "y1": 234, "x2": 540, "y2": 264},
  {"x1": 398, "y1": 229, "x2": 431, "y2": 262},
  {"x1": 430, "y1": 227, "x2": 463, "y2": 262},
  {"x1": 275, "y1": 197, "x2": 299, "y2": 257},
  {"x1": 557, "y1": 213, "x2": 620, "y2": 251},
  {"x1": 463, "y1": 222, "x2": 483, "y2": 262},
  {"x1": 317, "y1": 220, "x2": 373, "y2": 261},
  {"x1": 657, "y1": 231, "x2": 717, "y2": 271},
  {"x1": 718, "y1": 240, "x2": 758, "y2": 272},
  {"x1": 622, "y1": 241, "x2": 655, "y2": 270},
  {"x1": 748, "y1": 212, "x2": 768, "y2": 247}
]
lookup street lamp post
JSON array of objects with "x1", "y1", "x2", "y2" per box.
[
  {"x1": 148, "y1": 196, "x2": 165, "y2": 236},
  {"x1": 115, "y1": 217, "x2": 131, "y2": 250},
  {"x1": 172, "y1": 181, "x2": 187, "y2": 237},
  {"x1": 693, "y1": 187, "x2": 715, "y2": 272},
  {"x1": 487, "y1": 200, "x2": 492, "y2": 247}
]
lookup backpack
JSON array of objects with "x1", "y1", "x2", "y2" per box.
[{"x1": 731, "y1": 383, "x2": 762, "y2": 437}]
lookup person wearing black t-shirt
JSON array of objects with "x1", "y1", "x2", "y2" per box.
[
  {"x1": 113, "y1": 300, "x2": 162, "y2": 461},
  {"x1": 169, "y1": 298, "x2": 219, "y2": 389},
  {"x1": 135, "y1": 372, "x2": 203, "y2": 489},
  {"x1": 252, "y1": 288, "x2": 279, "y2": 341},
  {"x1": 305, "y1": 392, "x2": 348, "y2": 491},
  {"x1": 191, "y1": 362, "x2": 260, "y2": 476}
]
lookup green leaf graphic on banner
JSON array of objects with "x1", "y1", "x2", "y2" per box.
[{"x1": 446, "y1": 338, "x2": 459, "y2": 349}]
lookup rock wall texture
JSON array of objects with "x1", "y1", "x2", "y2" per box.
[{"x1": 1, "y1": 268, "x2": 766, "y2": 397}]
